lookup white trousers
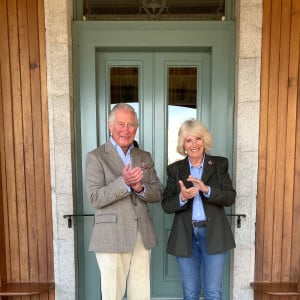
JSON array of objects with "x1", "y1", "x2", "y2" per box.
[{"x1": 95, "y1": 230, "x2": 151, "y2": 300}]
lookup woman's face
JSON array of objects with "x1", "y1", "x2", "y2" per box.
[{"x1": 184, "y1": 134, "x2": 205, "y2": 161}]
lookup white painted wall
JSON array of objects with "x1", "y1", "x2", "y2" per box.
[{"x1": 44, "y1": 0, "x2": 262, "y2": 299}]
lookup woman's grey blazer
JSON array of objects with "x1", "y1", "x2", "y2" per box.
[
  {"x1": 86, "y1": 140, "x2": 163, "y2": 253},
  {"x1": 162, "y1": 155, "x2": 236, "y2": 256}
]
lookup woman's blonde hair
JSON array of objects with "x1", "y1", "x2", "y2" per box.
[{"x1": 176, "y1": 118, "x2": 212, "y2": 156}]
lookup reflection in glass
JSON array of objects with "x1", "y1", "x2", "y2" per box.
[
  {"x1": 168, "y1": 67, "x2": 197, "y2": 107},
  {"x1": 110, "y1": 67, "x2": 138, "y2": 103},
  {"x1": 168, "y1": 67, "x2": 197, "y2": 164},
  {"x1": 110, "y1": 67, "x2": 139, "y2": 143}
]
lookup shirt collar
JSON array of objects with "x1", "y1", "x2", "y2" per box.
[
  {"x1": 110, "y1": 136, "x2": 134, "y2": 153},
  {"x1": 188, "y1": 153, "x2": 205, "y2": 169}
]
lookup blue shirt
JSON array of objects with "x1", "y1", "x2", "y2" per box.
[
  {"x1": 179, "y1": 156, "x2": 211, "y2": 221},
  {"x1": 110, "y1": 137, "x2": 133, "y2": 166}
]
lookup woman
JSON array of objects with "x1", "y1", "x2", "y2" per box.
[{"x1": 162, "y1": 118, "x2": 236, "y2": 300}]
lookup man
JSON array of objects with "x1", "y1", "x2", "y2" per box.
[{"x1": 85, "y1": 103, "x2": 163, "y2": 300}]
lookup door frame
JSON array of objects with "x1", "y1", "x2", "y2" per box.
[{"x1": 73, "y1": 21, "x2": 236, "y2": 299}]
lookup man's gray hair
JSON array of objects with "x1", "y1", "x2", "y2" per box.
[{"x1": 108, "y1": 103, "x2": 138, "y2": 124}]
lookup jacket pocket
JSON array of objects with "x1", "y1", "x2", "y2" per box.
[{"x1": 95, "y1": 214, "x2": 117, "y2": 224}]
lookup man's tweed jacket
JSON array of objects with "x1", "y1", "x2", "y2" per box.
[{"x1": 86, "y1": 140, "x2": 163, "y2": 253}]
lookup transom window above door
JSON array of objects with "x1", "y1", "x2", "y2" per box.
[{"x1": 81, "y1": 0, "x2": 227, "y2": 20}]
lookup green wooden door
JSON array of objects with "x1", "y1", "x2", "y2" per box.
[{"x1": 73, "y1": 22, "x2": 235, "y2": 300}]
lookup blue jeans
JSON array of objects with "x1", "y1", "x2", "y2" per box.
[{"x1": 176, "y1": 227, "x2": 227, "y2": 300}]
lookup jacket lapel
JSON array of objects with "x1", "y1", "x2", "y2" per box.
[
  {"x1": 130, "y1": 148, "x2": 142, "y2": 168},
  {"x1": 178, "y1": 157, "x2": 193, "y2": 188},
  {"x1": 201, "y1": 154, "x2": 216, "y2": 183},
  {"x1": 104, "y1": 140, "x2": 125, "y2": 173}
]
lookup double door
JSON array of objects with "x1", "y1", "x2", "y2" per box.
[
  {"x1": 76, "y1": 49, "x2": 231, "y2": 299},
  {"x1": 74, "y1": 18, "x2": 235, "y2": 300}
]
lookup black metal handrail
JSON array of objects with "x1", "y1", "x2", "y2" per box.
[
  {"x1": 63, "y1": 214, "x2": 94, "y2": 228},
  {"x1": 64, "y1": 213, "x2": 246, "y2": 228},
  {"x1": 226, "y1": 214, "x2": 246, "y2": 228}
]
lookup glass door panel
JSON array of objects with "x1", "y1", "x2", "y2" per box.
[
  {"x1": 168, "y1": 67, "x2": 197, "y2": 164},
  {"x1": 110, "y1": 66, "x2": 140, "y2": 143},
  {"x1": 151, "y1": 52, "x2": 212, "y2": 298},
  {"x1": 110, "y1": 67, "x2": 138, "y2": 103}
]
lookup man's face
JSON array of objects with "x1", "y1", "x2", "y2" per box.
[{"x1": 108, "y1": 109, "x2": 138, "y2": 153}]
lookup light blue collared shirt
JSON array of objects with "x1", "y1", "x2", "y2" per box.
[
  {"x1": 179, "y1": 156, "x2": 211, "y2": 221},
  {"x1": 110, "y1": 136, "x2": 133, "y2": 166}
]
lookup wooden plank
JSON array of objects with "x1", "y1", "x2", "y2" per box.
[
  {"x1": 251, "y1": 281, "x2": 300, "y2": 296},
  {"x1": 262, "y1": 0, "x2": 281, "y2": 281},
  {"x1": 17, "y1": 0, "x2": 40, "y2": 286},
  {"x1": 256, "y1": 0, "x2": 272, "y2": 282},
  {"x1": 18, "y1": 0, "x2": 39, "y2": 284},
  {"x1": 0, "y1": 161, "x2": 6, "y2": 284},
  {"x1": 282, "y1": 0, "x2": 300, "y2": 280},
  {"x1": 0, "y1": 0, "x2": 11, "y2": 283},
  {"x1": 272, "y1": 0, "x2": 291, "y2": 281},
  {"x1": 27, "y1": 0, "x2": 49, "y2": 284},
  {"x1": 260, "y1": 294, "x2": 270, "y2": 300},
  {"x1": 10, "y1": 0, "x2": 31, "y2": 284},
  {"x1": 0, "y1": 282, "x2": 54, "y2": 296},
  {"x1": 37, "y1": 0, "x2": 55, "y2": 288},
  {"x1": 290, "y1": 0, "x2": 300, "y2": 280},
  {"x1": 2, "y1": 0, "x2": 21, "y2": 284},
  {"x1": 0, "y1": 62, "x2": 8, "y2": 287}
]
